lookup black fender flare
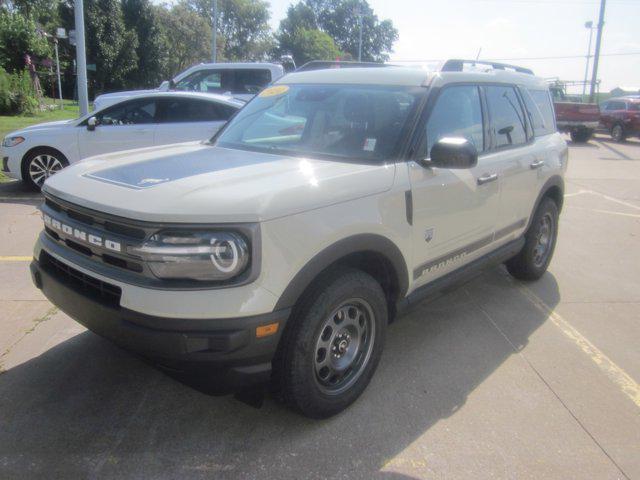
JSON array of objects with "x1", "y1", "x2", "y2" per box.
[
  {"x1": 526, "y1": 175, "x2": 564, "y2": 231},
  {"x1": 273, "y1": 233, "x2": 409, "y2": 311}
]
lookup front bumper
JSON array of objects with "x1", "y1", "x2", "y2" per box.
[{"x1": 30, "y1": 253, "x2": 291, "y2": 393}]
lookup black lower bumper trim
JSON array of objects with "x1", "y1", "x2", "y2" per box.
[{"x1": 31, "y1": 257, "x2": 290, "y2": 393}]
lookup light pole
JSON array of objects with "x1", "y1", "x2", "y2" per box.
[
  {"x1": 582, "y1": 21, "x2": 595, "y2": 99},
  {"x1": 74, "y1": 0, "x2": 89, "y2": 116}
]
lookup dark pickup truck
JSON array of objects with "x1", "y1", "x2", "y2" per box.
[{"x1": 549, "y1": 82, "x2": 600, "y2": 143}]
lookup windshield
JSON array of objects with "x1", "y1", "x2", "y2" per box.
[{"x1": 214, "y1": 84, "x2": 422, "y2": 161}]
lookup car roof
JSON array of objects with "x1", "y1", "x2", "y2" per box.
[
  {"x1": 610, "y1": 96, "x2": 640, "y2": 103},
  {"x1": 277, "y1": 65, "x2": 549, "y2": 89},
  {"x1": 104, "y1": 91, "x2": 244, "y2": 108}
]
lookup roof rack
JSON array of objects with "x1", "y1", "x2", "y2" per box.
[
  {"x1": 296, "y1": 60, "x2": 392, "y2": 72},
  {"x1": 441, "y1": 59, "x2": 534, "y2": 75}
]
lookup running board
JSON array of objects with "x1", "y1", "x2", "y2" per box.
[{"x1": 396, "y1": 237, "x2": 525, "y2": 317}]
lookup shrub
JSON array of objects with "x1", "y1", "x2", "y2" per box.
[{"x1": 0, "y1": 67, "x2": 38, "y2": 115}]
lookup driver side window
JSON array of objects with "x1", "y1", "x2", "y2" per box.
[
  {"x1": 426, "y1": 85, "x2": 484, "y2": 156},
  {"x1": 96, "y1": 99, "x2": 157, "y2": 126}
]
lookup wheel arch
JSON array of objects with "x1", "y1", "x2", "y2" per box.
[
  {"x1": 273, "y1": 234, "x2": 409, "y2": 322},
  {"x1": 528, "y1": 175, "x2": 564, "y2": 230},
  {"x1": 20, "y1": 145, "x2": 69, "y2": 179}
]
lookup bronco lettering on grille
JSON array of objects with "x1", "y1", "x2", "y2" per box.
[{"x1": 43, "y1": 213, "x2": 122, "y2": 252}]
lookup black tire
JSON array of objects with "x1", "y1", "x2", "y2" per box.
[
  {"x1": 273, "y1": 266, "x2": 387, "y2": 418},
  {"x1": 506, "y1": 197, "x2": 559, "y2": 281},
  {"x1": 570, "y1": 128, "x2": 592, "y2": 143},
  {"x1": 21, "y1": 148, "x2": 69, "y2": 191},
  {"x1": 611, "y1": 124, "x2": 627, "y2": 143}
]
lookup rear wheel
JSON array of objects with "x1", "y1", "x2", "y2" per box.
[
  {"x1": 273, "y1": 267, "x2": 387, "y2": 418},
  {"x1": 611, "y1": 124, "x2": 626, "y2": 142},
  {"x1": 506, "y1": 197, "x2": 559, "y2": 281},
  {"x1": 22, "y1": 148, "x2": 68, "y2": 190}
]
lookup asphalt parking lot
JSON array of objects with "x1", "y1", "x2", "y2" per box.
[{"x1": 0, "y1": 134, "x2": 639, "y2": 479}]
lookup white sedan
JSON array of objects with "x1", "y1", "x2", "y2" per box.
[{"x1": 1, "y1": 91, "x2": 243, "y2": 189}]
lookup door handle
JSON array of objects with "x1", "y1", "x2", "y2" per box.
[
  {"x1": 530, "y1": 159, "x2": 545, "y2": 170},
  {"x1": 477, "y1": 173, "x2": 498, "y2": 185}
]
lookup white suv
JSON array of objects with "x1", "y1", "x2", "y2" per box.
[{"x1": 30, "y1": 60, "x2": 567, "y2": 418}]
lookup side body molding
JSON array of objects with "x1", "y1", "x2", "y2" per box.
[{"x1": 273, "y1": 234, "x2": 409, "y2": 311}]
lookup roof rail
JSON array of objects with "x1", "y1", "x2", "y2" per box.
[
  {"x1": 441, "y1": 59, "x2": 534, "y2": 75},
  {"x1": 296, "y1": 60, "x2": 391, "y2": 72}
]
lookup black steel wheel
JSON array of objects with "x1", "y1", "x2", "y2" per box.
[{"x1": 273, "y1": 266, "x2": 387, "y2": 418}]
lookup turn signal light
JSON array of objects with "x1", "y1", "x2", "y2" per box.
[{"x1": 256, "y1": 322, "x2": 279, "y2": 338}]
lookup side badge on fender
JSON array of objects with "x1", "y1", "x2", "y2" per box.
[{"x1": 424, "y1": 227, "x2": 434, "y2": 243}]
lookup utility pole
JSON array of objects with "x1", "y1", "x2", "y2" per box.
[
  {"x1": 357, "y1": 7, "x2": 363, "y2": 62},
  {"x1": 54, "y1": 38, "x2": 63, "y2": 109},
  {"x1": 211, "y1": 0, "x2": 218, "y2": 63},
  {"x1": 582, "y1": 21, "x2": 594, "y2": 99},
  {"x1": 589, "y1": 0, "x2": 606, "y2": 102},
  {"x1": 74, "y1": 0, "x2": 89, "y2": 116}
]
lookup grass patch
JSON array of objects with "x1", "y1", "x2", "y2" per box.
[{"x1": 1, "y1": 98, "x2": 80, "y2": 182}]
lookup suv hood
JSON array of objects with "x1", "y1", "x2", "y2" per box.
[{"x1": 43, "y1": 143, "x2": 396, "y2": 223}]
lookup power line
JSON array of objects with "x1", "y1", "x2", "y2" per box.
[{"x1": 390, "y1": 51, "x2": 640, "y2": 63}]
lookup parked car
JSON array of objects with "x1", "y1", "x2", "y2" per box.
[
  {"x1": 548, "y1": 81, "x2": 600, "y2": 143},
  {"x1": 1, "y1": 91, "x2": 242, "y2": 189},
  {"x1": 31, "y1": 60, "x2": 567, "y2": 418},
  {"x1": 599, "y1": 97, "x2": 640, "y2": 142},
  {"x1": 93, "y1": 63, "x2": 284, "y2": 110}
]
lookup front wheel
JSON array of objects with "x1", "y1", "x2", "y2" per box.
[
  {"x1": 506, "y1": 197, "x2": 559, "y2": 281},
  {"x1": 22, "y1": 149, "x2": 69, "y2": 190},
  {"x1": 273, "y1": 267, "x2": 387, "y2": 418},
  {"x1": 570, "y1": 128, "x2": 592, "y2": 143},
  {"x1": 611, "y1": 124, "x2": 627, "y2": 142}
]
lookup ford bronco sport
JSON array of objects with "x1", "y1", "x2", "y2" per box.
[{"x1": 30, "y1": 60, "x2": 567, "y2": 418}]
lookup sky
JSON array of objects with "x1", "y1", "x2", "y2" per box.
[{"x1": 159, "y1": 0, "x2": 640, "y2": 92}]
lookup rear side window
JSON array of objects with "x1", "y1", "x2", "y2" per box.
[
  {"x1": 426, "y1": 85, "x2": 484, "y2": 156},
  {"x1": 160, "y1": 99, "x2": 235, "y2": 123},
  {"x1": 486, "y1": 86, "x2": 527, "y2": 148},
  {"x1": 522, "y1": 89, "x2": 556, "y2": 136}
]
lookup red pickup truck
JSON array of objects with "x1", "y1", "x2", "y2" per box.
[{"x1": 548, "y1": 82, "x2": 600, "y2": 143}]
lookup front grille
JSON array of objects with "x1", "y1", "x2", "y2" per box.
[
  {"x1": 41, "y1": 194, "x2": 147, "y2": 275},
  {"x1": 41, "y1": 251, "x2": 122, "y2": 307}
]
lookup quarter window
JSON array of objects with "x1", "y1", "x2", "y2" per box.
[
  {"x1": 486, "y1": 86, "x2": 528, "y2": 147},
  {"x1": 426, "y1": 85, "x2": 484, "y2": 156}
]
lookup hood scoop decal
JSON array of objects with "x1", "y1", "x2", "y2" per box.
[{"x1": 84, "y1": 148, "x2": 275, "y2": 189}]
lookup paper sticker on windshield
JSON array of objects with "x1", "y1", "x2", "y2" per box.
[
  {"x1": 259, "y1": 85, "x2": 289, "y2": 97},
  {"x1": 363, "y1": 138, "x2": 377, "y2": 152}
]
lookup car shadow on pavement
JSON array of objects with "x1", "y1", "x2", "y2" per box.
[
  {"x1": 0, "y1": 180, "x2": 42, "y2": 206},
  {"x1": 0, "y1": 267, "x2": 560, "y2": 480}
]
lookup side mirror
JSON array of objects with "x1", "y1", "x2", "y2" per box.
[
  {"x1": 87, "y1": 116, "x2": 97, "y2": 131},
  {"x1": 159, "y1": 80, "x2": 170, "y2": 91},
  {"x1": 427, "y1": 137, "x2": 478, "y2": 169}
]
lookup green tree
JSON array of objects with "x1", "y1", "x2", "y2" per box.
[
  {"x1": 0, "y1": 9, "x2": 51, "y2": 73},
  {"x1": 59, "y1": 0, "x2": 138, "y2": 92},
  {"x1": 288, "y1": 28, "x2": 341, "y2": 66},
  {"x1": 185, "y1": 0, "x2": 273, "y2": 61},
  {"x1": 279, "y1": 0, "x2": 397, "y2": 63},
  {"x1": 121, "y1": 0, "x2": 167, "y2": 87},
  {"x1": 155, "y1": 2, "x2": 211, "y2": 76}
]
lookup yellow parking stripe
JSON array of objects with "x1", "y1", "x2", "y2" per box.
[
  {"x1": 517, "y1": 283, "x2": 640, "y2": 409},
  {"x1": 0, "y1": 256, "x2": 32, "y2": 262}
]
